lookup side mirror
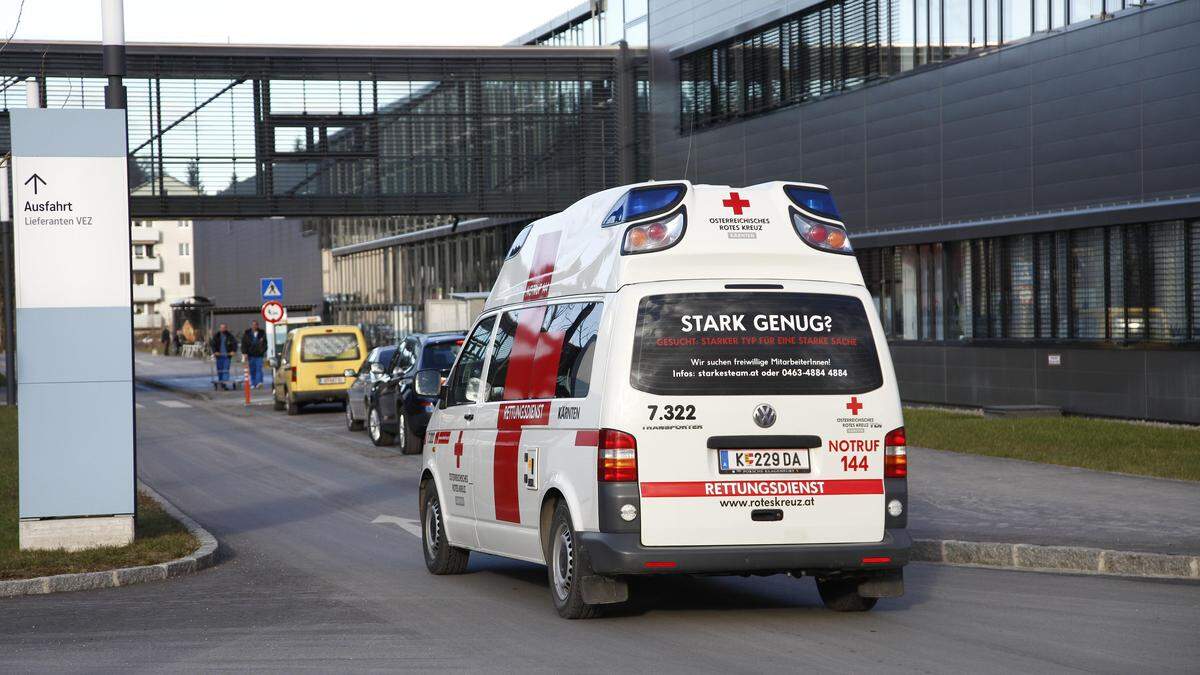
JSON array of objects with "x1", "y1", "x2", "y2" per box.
[
  {"x1": 370, "y1": 362, "x2": 385, "y2": 376},
  {"x1": 343, "y1": 368, "x2": 357, "y2": 378},
  {"x1": 413, "y1": 369, "x2": 441, "y2": 397}
]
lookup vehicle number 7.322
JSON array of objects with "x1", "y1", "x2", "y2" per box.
[{"x1": 647, "y1": 404, "x2": 696, "y2": 421}]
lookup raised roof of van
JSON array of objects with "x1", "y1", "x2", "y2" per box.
[{"x1": 484, "y1": 180, "x2": 866, "y2": 310}]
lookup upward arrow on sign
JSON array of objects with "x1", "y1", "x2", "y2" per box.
[{"x1": 24, "y1": 173, "x2": 47, "y2": 195}]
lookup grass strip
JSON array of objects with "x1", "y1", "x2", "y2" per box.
[
  {"x1": 0, "y1": 406, "x2": 198, "y2": 581},
  {"x1": 905, "y1": 407, "x2": 1200, "y2": 481}
]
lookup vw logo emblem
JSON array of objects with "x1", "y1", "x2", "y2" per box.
[{"x1": 753, "y1": 403, "x2": 777, "y2": 428}]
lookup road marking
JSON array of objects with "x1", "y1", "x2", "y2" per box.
[
  {"x1": 373, "y1": 514, "x2": 421, "y2": 538},
  {"x1": 157, "y1": 400, "x2": 192, "y2": 409},
  {"x1": 134, "y1": 358, "x2": 153, "y2": 367},
  {"x1": 135, "y1": 403, "x2": 145, "y2": 409}
]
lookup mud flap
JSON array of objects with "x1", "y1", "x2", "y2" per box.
[
  {"x1": 858, "y1": 569, "x2": 904, "y2": 598},
  {"x1": 580, "y1": 574, "x2": 629, "y2": 605}
]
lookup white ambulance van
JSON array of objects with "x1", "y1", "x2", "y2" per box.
[{"x1": 414, "y1": 180, "x2": 910, "y2": 618}]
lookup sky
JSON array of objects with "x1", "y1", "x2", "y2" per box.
[{"x1": 0, "y1": 0, "x2": 583, "y2": 46}]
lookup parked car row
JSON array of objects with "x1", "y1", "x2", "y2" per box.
[{"x1": 267, "y1": 323, "x2": 465, "y2": 455}]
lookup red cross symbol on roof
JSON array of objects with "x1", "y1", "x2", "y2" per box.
[
  {"x1": 722, "y1": 191, "x2": 750, "y2": 215},
  {"x1": 846, "y1": 396, "x2": 864, "y2": 416}
]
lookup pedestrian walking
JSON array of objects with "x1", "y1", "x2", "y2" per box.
[
  {"x1": 210, "y1": 323, "x2": 239, "y2": 390},
  {"x1": 241, "y1": 320, "x2": 269, "y2": 389},
  {"x1": 160, "y1": 327, "x2": 171, "y2": 355},
  {"x1": 173, "y1": 329, "x2": 183, "y2": 355}
]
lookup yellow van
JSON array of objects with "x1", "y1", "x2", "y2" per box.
[{"x1": 271, "y1": 325, "x2": 367, "y2": 415}]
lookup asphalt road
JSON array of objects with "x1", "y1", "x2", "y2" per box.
[{"x1": 2, "y1": 386, "x2": 1198, "y2": 673}]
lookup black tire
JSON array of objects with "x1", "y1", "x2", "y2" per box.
[
  {"x1": 397, "y1": 410, "x2": 423, "y2": 455},
  {"x1": 547, "y1": 500, "x2": 602, "y2": 619},
  {"x1": 816, "y1": 577, "x2": 878, "y2": 612},
  {"x1": 368, "y1": 406, "x2": 395, "y2": 446},
  {"x1": 346, "y1": 400, "x2": 364, "y2": 431},
  {"x1": 421, "y1": 482, "x2": 470, "y2": 575},
  {"x1": 286, "y1": 392, "x2": 301, "y2": 416},
  {"x1": 272, "y1": 390, "x2": 285, "y2": 411}
]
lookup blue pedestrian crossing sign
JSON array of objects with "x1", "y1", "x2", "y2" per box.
[{"x1": 260, "y1": 277, "x2": 284, "y2": 301}]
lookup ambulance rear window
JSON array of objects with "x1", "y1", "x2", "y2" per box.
[{"x1": 630, "y1": 292, "x2": 882, "y2": 396}]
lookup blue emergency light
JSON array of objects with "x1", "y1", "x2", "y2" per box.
[
  {"x1": 603, "y1": 184, "x2": 686, "y2": 226},
  {"x1": 784, "y1": 185, "x2": 841, "y2": 220}
]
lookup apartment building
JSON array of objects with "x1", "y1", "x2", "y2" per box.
[{"x1": 129, "y1": 176, "x2": 198, "y2": 333}]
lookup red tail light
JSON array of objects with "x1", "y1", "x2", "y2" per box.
[
  {"x1": 290, "y1": 366, "x2": 297, "y2": 383},
  {"x1": 884, "y1": 426, "x2": 907, "y2": 478},
  {"x1": 598, "y1": 428, "x2": 637, "y2": 482}
]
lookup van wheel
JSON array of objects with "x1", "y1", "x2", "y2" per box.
[
  {"x1": 286, "y1": 393, "x2": 301, "y2": 416},
  {"x1": 816, "y1": 577, "x2": 877, "y2": 612},
  {"x1": 422, "y1": 484, "x2": 470, "y2": 574},
  {"x1": 272, "y1": 391, "x2": 285, "y2": 411},
  {"x1": 397, "y1": 411, "x2": 422, "y2": 455},
  {"x1": 369, "y1": 407, "x2": 394, "y2": 446},
  {"x1": 548, "y1": 500, "x2": 601, "y2": 619},
  {"x1": 346, "y1": 402, "x2": 364, "y2": 431}
]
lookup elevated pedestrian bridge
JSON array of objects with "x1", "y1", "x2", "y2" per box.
[{"x1": 0, "y1": 40, "x2": 647, "y2": 218}]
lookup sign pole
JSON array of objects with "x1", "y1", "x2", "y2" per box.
[
  {"x1": 101, "y1": 0, "x2": 127, "y2": 110},
  {"x1": 1, "y1": 160, "x2": 15, "y2": 406}
]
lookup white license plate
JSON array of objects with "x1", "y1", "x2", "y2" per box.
[
  {"x1": 718, "y1": 449, "x2": 811, "y2": 474},
  {"x1": 317, "y1": 376, "x2": 345, "y2": 385}
]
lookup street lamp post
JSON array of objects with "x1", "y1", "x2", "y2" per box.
[{"x1": 102, "y1": 0, "x2": 126, "y2": 109}]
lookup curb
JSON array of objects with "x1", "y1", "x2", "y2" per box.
[
  {"x1": 914, "y1": 538, "x2": 1200, "y2": 580},
  {"x1": 0, "y1": 482, "x2": 219, "y2": 598}
]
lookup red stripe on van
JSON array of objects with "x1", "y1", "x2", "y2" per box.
[
  {"x1": 639, "y1": 479, "x2": 883, "y2": 498},
  {"x1": 574, "y1": 430, "x2": 599, "y2": 446},
  {"x1": 491, "y1": 402, "x2": 552, "y2": 524},
  {"x1": 493, "y1": 430, "x2": 522, "y2": 523},
  {"x1": 523, "y1": 231, "x2": 561, "y2": 301}
]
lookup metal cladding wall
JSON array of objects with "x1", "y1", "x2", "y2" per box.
[
  {"x1": 892, "y1": 344, "x2": 1200, "y2": 424},
  {"x1": 193, "y1": 219, "x2": 324, "y2": 328},
  {"x1": 651, "y1": 0, "x2": 1200, "y2": 243},
  {"x1": 650, "y1": 0, "x2": 1200, "y2": 422}
]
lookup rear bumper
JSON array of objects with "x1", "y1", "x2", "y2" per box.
[
  {"x1": 579, "y1": 528, "x2": 910, "y2": 576},
  {"x1": 291, "y1": 389, "x2": 348, "y2": 404}
]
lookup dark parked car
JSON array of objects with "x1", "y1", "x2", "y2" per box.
[
  {"x1": 368, "y1": 331, "x2": 465, "y2": 453},
  {"x1": 344, "y1": 345, "x2": 398, "y2": 433}
]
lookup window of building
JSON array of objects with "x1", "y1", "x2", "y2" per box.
[
  {"x1": 179, "y1": 272, "x2": 192, "y2": 286},
  {"x1": 857, "y1": 220, "x2": 1198, "y2": 345},
  {"x1": 178, "y1": 221, "x2": 191, "y2": 228},
  {"x1": 133, "y1": 272, "x2": 156, "y2": 286},
  {"x1": 133, "y1": 244, "x2": 153, "y2": 258},
  {"x1": 679, "y1": 0, "x2": 1129, "y2": 131},
  {"x1": 179, "y1": 242, "x2": 191, "y2": 256}
]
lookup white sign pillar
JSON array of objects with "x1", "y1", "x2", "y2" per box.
[{"x1": 12, "y1": 109, "x2": 135, "y2": 551}]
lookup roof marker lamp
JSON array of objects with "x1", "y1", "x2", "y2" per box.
[
  {"x1": 623, "y1": 210, "x2": 686, "y2": 255},
  {"x1": 792, "y1": 210, "x2": 853, "y2": 254}
]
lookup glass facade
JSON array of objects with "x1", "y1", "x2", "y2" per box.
[
  {"x1": 325, "y1": 220, "x2": 527, "y2": 347},
  {"x1": 679, "y1": 0, "x2": 1133, "y2": 132},
  {"x1": 529, "y1": 0, "x2": 650, "y2": 47},
  {"x1": 858, "y1": 220, "x2": 1200, "y2": 344}
]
